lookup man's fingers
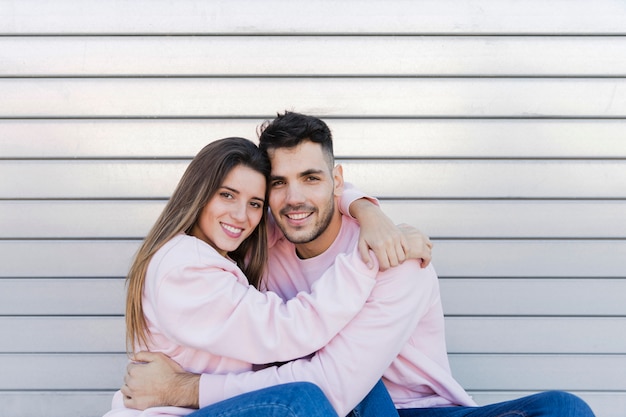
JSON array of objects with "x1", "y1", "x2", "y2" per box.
[
  {"x1": 420, "y1": 240, "x2": 433, "y2": 268},
  {"x1": 385, "y1": 236, "x2": 402, "y2": 268},
  {"x1": 358, "y1": 241, "x2": 374, "y2": 269},
  {"x1": 396, "y1": 236, "x2": 408, "y2": 264},
  {"x1": 121, "y1": 383, "x2": 136, "y2": 408},
  {"x1": 123, "y1": 393, "x2": 136, "y2": 409},
  {"x1": 375, "y1": 246, "x2": 392, "y2": 270}
]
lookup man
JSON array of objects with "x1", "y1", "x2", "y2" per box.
[{"x1": 123, "y1": 112, "x2": 595, "y2": 417}]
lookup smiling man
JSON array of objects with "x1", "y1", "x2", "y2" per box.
[{"x1": 268, "y1": 140, "x2": 344, "y2": 257}]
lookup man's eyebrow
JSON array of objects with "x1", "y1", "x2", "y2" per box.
[
  {"x1": 270, "y1": 169, "x2": 325, "y2": 181},
  {"x1": 300, "y1": 169, "x2": 325, "y2": 177}
]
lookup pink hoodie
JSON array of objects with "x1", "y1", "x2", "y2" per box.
[
  {"x1": 198, "y1": 214, "x2": 476, "y2": 416},
  {"x1": 104, "y1": 230, "x2": 377, "y2": 417}
]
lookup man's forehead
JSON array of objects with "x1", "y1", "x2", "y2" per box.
[{"x1": 267, "y1": 142, "x2": 330, "y2": 174}]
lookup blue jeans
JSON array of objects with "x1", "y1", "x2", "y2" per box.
[
  {"x1": 349, "y1": 379, "x2": 399, "y2": 417},
  {"x1": 397, "y1": 391, "x2": 595, "y2": 417},
  {"x1": 186, "y1": 382, "x2": 338, "y2": 417}
]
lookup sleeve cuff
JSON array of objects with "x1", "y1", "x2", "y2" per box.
[
  {"x1": 340, "y1": 182, "x2": 380, "y2": 218},
  {"x1": 198, "y1": 373, "x2": 228, "y2": 409}
]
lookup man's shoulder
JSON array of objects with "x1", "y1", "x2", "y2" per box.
[
  {"x1": 338, "y1": 214, "x2": 361, "y2": 245},
  {"x1": 377, "y1": 261, "x2": 440, "y2": 296}
]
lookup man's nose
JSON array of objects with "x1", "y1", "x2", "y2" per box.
[{"x1": 285, "y1": 183, "x2": 306, "y2": 204}]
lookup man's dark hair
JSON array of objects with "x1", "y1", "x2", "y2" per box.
[{"x1": 258, "y1": 111, "x2": 335, "y2": 167}]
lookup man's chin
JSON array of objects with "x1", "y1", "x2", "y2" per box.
[
  {"x1": 280, "y1": 229, "x2": 317, "y2": 245},
  {"x1": 283, "y1": 233, "x2": 313, "y2": 244}
]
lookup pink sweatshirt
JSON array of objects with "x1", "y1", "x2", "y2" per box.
[
  {"x1": 198, "y1": 215, "x2": 477, "y2": 416},
  {"x1": 103, "y1": 233, "x2": 377, "y2": 417}
]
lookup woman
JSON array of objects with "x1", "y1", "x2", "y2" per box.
[{"x1": 104, "y1": 137, "x2": 385, "y2": 417}]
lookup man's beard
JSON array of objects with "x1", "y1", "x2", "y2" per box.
[{"x1": 277, "y1": 199, "x2": 335, "y2": 244}]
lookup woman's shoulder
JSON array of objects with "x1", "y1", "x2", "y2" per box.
[
  {"x1": 145, "y1": 234, "x2": 248, "y2": 294},
  {"x1": 155, "y1": 234, "x2": 237, "y2": 271},
  {"x1": 156, "y1": 233, "x2": 215, "y2": 260}
]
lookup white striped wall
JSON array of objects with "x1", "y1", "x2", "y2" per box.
[{"x1": 1, "y1": 1, "x2": 625, "y2": 416}]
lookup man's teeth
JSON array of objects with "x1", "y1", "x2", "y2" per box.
[{"x1": 288, "y1": 213, "x2": 310, "y2": 220}]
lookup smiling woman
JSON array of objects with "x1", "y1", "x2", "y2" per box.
[
  {"x1": 107, "y1": 137, "x2": 382, "y2": 417},
  {"x1": 190, "y1": 165, "x2": 266, "y2": 257}
]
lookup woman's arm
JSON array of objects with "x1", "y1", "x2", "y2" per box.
[{"x1": 149, "y1": 241, "x2": 378, "y2": 365}]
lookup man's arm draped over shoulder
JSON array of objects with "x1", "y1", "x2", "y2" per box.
[{"x1": 340, "y1": 183, "x2": 432, "y2": 269}]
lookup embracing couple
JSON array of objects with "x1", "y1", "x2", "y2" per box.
[{"x1": 104, "y1": 111, "x2": 594, "y2": 417}]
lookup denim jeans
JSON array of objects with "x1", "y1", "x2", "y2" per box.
[
  {"x1": 349, "y1": 379, "x2": 399, "y2": 417},
  {"x1": 397, "y1": 391, "x2": 595, "y2": 417},
  {"x1": 186, "y1": 382, "x2": 338, "y2": 417}
]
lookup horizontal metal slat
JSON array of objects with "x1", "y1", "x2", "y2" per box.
[
  {"x1": 3, "y1": 160, "x2": 626, "y2": 199},
  {"x1": 3, "y1": 119, "x2": 626, "y2": 159},
  {"x1": 450, "y1": 354, "x2": 626, "y2": 391},
  {"x1": 2, "y1": 78, "x2": 626, "y2": 118},
  {"x1": 2, "y1": 0, "x2": 625, "y2": 34},
  {"x1": 3, "y1": 36, "x2": 626, "y2": 76},
  {"x1": 3, "y1": 200, "x2": 626, "y2": 239}
]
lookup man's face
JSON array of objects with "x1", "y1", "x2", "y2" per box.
[{"x1": 268, "y1": 140, "x2": 343, "y2": 256}]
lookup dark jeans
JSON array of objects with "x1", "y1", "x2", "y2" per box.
[
  {"x1": 349, "y1": 379, "x2": 399, "y2": 417},
  {"x1": 186, "y1": 382, "x2": 338, "y2": 417},
  {"x1": 398, "y1": 391, "x2": 595, "y2": 417}
]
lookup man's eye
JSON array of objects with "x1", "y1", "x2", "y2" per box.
[{"x1": 271, "y1": 181, "x2": 284, "y2": 187}]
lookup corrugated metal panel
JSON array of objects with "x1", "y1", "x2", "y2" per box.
[{"x1": 0, "y1": 1, "x2": 624, "y2": 416}]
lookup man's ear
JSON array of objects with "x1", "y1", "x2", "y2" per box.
[{"x1": 333, "y1": 164, "x2": 344, "y2": 197}]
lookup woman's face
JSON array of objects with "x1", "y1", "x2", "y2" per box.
[{"x1": 191, "y1": 165, "x2": 266, "y2": 256}]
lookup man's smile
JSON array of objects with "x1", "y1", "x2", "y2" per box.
[{"x1": 286, "y1": 212, "x2": 313, "y2": 221}]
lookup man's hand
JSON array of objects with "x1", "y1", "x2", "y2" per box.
[
  {"x1": 397, "y1": 223, "x2": 433, "y2": 268},
  {"x1": 350, "y1": 199, "x2": 432, "y2": 270},
  {"x1": 122, "y1": 351, "x2": 200, "y2": 410}
]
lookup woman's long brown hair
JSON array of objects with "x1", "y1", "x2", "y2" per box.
[{"x1": 125, "y1": 137, "x2": 270, "y2": 353}]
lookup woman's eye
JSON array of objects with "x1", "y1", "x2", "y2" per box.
[{"x1": 220, "y1": 192, "x2": 233, "y2": 199}]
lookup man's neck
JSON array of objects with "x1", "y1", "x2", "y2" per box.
[{"x1": 295, "y1": 214, "x2": 342, "y2": 259}]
